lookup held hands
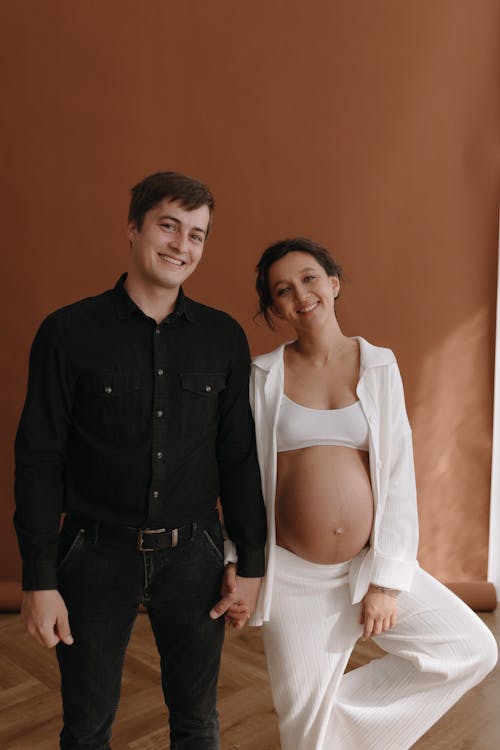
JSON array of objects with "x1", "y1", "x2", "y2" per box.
[
  {"x1": 21, "y1": 590, "x2": 74, "y2": 648},
  {"x1": 209, "y1": 563, "x2": 262, "y2": 629},
  {"x1": 360, "y1": 584, "x2": 398, "y2": 641}
]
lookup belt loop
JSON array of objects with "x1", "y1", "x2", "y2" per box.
[
  {"x1": 92, "y1": 520, "x2": 100, "y2": 545},
  {"x1": 191, "y1": 521, "x2": 197, "y2": 540}
]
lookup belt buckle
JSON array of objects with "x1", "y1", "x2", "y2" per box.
[{"x1": 137, "y1": 527, "x2": 177, "y2": 552}]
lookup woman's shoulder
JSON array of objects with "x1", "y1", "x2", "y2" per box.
[
  {"x1": 355, "y1": 336, "x2": 397, "y2": 369},
  {"x1": 251, "y1": 341, "x2": 290, "y2": 371}
]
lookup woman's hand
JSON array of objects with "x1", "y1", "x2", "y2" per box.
[
  {"x1": 360, "y1": 584, "x2": 398, "y2": 641},
  {"x1": 225, "y1": 601, "x2": 251, "y2": 629}
]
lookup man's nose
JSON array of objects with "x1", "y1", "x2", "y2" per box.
[{"x1": 170, "y1": 231, "x2": 189, "y2": 253}]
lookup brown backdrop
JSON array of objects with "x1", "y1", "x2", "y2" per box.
[{"x1": 2, "y1": 1, "x2": 500, "y2": 606}]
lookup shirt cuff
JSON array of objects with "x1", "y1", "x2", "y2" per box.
[
  {"x1": 235, "y1": 545, "x2": 265, "y2": 578},
  {"x1": 224, "y1": 538, "x2": 238, "y2": 565},
  {"x1": 370, "y1": 552, "x2": 417, "y2": 592},
  {"x1": 22, "y1": 560, "x2": 59, "y2": 591}
]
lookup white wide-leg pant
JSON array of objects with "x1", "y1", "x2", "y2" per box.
[{"x1": 262, "y1": 546, "x2": 498, "y2": 750}]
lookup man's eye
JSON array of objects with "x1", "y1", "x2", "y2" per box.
[
  {"x1": 304, "y1": 275, "x2": 316, "y2": 282},
  {"x1": 161, "y1": 223, "x2": 176, "y2": 231}
]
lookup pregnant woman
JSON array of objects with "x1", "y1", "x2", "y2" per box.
[{"x1": 230, "y1": 237, "x2": 497, "y2": 750}]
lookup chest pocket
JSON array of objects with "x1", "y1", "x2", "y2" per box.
[
  {"x1": 75, "y1": 372, "x2": 144, "y2": 441},
  {"x1": 179, "y1": 372, "x2": 226, "y2": 438}
]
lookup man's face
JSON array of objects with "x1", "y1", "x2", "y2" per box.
[{"x1": 127, "y1": 198, "x2": 210, "y2": 291}]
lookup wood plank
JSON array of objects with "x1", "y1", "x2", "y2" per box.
[{"x1": 0, "y1": 611, "x2": 498, "y2": 748}]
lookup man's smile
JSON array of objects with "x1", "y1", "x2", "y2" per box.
[{"x1": 158, "y1": 252, "x2": 185, "y2": 267}]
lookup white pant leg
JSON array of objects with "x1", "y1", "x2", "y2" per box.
[
  {"x1": 262, "y1": 551, "x2": 497, "y2": 750},
  {"x1": 261, "y1": 547, "x2": 362, "y2": 750},
  {"x1": 334, "y1": 567, "x2": 498, "y2": 750}
]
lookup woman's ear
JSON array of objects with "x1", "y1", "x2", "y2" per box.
[{"x1": 331, "y1": 275, "x2": 340, "y2": 300}]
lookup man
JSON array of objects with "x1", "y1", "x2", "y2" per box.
[{"x1": 14, "y1": 171, "x2": 267, "y2": 749}]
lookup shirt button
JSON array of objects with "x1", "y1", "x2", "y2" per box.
[
  {"x1": 157, "y1": 368, "x2": 164, "y2": 376},
  {"x1": 152, "y1": 490, "x2": 160, "y2": 499},
  {"x1": 155, "y1": 327, "x2": 161, "y2": 335},
  {"x1": 156, "y1": 410, "x2": 163, "y2": 418},
  {"x1": 156, "y1": 451, "x2": 164, "y2": 459},
  {"x1": 104, "y1": 386, "x2": 112, "y2": 394},
  {"x1": 204, "y1": 384, "x2": 212, "y2": 393}
]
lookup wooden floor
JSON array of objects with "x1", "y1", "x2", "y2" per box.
[{"x1": 0, "y1": 609, "x2": 498, "y2": 749}]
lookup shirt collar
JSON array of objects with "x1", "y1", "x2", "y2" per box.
[
  {"x1": 252, "y1": 336, "x2": 395, "y2": 373},
  {"x1": 113, "y1": 273, "x2": 195, "y2": 323}
]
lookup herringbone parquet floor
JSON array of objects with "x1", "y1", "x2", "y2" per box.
[{"x1": 0, "y1": 610, "x2": 498, "y2": 749}]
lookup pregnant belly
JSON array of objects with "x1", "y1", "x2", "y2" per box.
[{"x1": 275, "y1": 445, "x2": 374, "y2": 564}]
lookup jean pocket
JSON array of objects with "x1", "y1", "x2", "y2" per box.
[
  {"x1": 202, "y1": 528, "x2": 224, "y2": 565},
  {"x1": 57, "y1": 525, "x2": 86, "y2": 573}
]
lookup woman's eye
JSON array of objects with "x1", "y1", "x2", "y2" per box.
[
  {"x1": 277, "y1": 288, "x2": 290, "y2": 296},
  {"x1": 191, "y1": 234, "x2": 202, "y2": 242},
  {"x1": 304, "y1": 275, "x2": 316, "y2": 282}
]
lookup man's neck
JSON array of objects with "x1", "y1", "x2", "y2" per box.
[{"x1": 124, "y1": 274, "x2": 180, "y2": 324}]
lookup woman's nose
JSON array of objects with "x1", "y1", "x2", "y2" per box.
[{"x1": 294, "y1": 287, "x2": 310, "y2": 303}]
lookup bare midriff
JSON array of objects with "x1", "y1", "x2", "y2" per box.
[{"x1": 275, "y1": 445, "x2": 374, "y2": 563}]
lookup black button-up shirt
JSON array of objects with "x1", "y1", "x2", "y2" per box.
[{"x1": 14, "y1": 275, "x2": 266, "y2": 589}]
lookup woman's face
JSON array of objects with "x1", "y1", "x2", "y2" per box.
[{"x1": 266, "y1": 251, "x2": 339, "y2": 330}]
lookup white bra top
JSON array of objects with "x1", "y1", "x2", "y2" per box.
[{"x1": 276, "y1": 393, "x2": 370, "y2": 453}]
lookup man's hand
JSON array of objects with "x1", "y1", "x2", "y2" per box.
[
  {"x1": 359, "y1": 584, "x2": 398, "y2": 641},
  {"x1": 21, "y1": 590, "x2": 74, "y2": 648},
  {"x1": 209, "y1": 563, "x2": 262, "y2": 629}
]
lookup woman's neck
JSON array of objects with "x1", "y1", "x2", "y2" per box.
[{"x1": 290, "y1": 319, "x2": 350, "y2": 365}]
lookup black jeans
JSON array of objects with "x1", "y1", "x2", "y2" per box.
[{"x1": 56, "y1": 513, "x2": 225, "y2": 750}]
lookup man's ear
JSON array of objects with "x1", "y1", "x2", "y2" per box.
[{"x1": 127, "y1": 220, "x2": 137, "y2": 244}]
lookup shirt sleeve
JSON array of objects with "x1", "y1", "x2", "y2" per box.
[
  {"x1": 369, "y1": 360, "x2": 419, "y2": 591},
  {"x1": 14, "y1": 313, "x2": 75, "y2": 590},
  {"x1": 216, "y1": 321, "x2": 267, "y2": 577}
]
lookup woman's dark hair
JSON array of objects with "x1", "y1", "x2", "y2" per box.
[
  {"x1": 256, "y1": 237, "x2": 342, "y2": 327},
  {"x1": 128, "y1": 171, "x2": 215, "y2": 234}
]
